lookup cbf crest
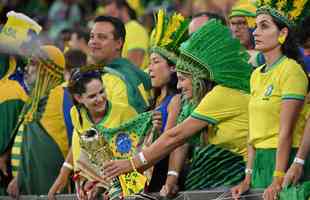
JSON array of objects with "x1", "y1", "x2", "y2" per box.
[{"x1": 263, "y1": 85, "x2": 273, "y2": 100}]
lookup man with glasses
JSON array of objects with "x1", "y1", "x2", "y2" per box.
[{"x1": 229, "y1": 1, "x2": 264, "y2": 67}]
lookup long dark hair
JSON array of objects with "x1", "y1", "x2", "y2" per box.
[
  {"x1": 272, "y1": 17, "x2": 309, "y2": 91},
  {"x1": 149, "y1": 58, "x2": 179, "y2": 110},
  {"x1": 68, "y1": 69, "x2": 103, "y2": 125},
  {"x1": 272, "y1": 18, "x2": 304, "y2": 66}
]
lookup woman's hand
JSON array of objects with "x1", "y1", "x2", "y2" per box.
[
  {"x1": 282, "y1": 163, "x2": 303, "y2": 187},
  {"x1": 48, "y1": 167, "x2": 71, "y2": 200},
  {"x1": 160, "y1": 175, "x2": 179, "y2": 198},
  {"x1": 152, "y1": 111, "x2": 162, "y2": 133},
  {"x1": 103, "y1": 159, "x2": 132, "y2": 179},
  {"x1": 263, "y1": 177, "x2": 283, "y2": 200},
  {"x1": 231, "y1": 176, "x2": 251, "y2": 200},
  {"x1": 7, "y1": 176, "x2": 19, "y2": 198}
]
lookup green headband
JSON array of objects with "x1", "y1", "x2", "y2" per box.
[
  {"x1": 257, "y1": 6, "x2": 294, "y2": 28},
  {"x1": 149, "y1": 46, "x2": 178, "y2": 64}
]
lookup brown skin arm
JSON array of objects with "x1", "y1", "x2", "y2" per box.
[
  {"x1": 48, "y1": 148, "x2": 73, "y2": 200},
  {"x1": 283, "y1": 115, "x2": 310, "y2": 187},
  {"x1": 231, "y1": 144, "x2": 255, "y2": 199},
  {"x1": 160, "y1": 144, "x2": 189, "y2": 197},
  {"x1": 103, "y1": 117, "x2": 208, "y2": 179},
  {"x1": 263, "y1": 99, "x2": 304, "y2": 200}
]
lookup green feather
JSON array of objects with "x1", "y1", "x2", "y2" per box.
[{"x1": 177, "y1": 19, "x2": 252, "y2": 93}]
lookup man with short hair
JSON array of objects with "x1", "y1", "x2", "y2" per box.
[
  {"x1": 103, "y1": 0, "x2": 149, "y2": 69},
  {"x1": 88, "y1": 15, "x2": 151, "y2": 113},
  {"x1": 48, "y1": 16, "x2": 151, "y2": 198}
]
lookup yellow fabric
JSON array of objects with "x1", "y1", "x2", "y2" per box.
[
  {"x1": 102, "y1": 73, "x2": 150, "y2": 111},
  {"x1": 127, "y1": 0, "x2": 144, "y2": 16},
  {"x1": 123, "y1": 20, "x2": 149, "y2": 69},
  {"x1": 119, "y1": 171, "x2": 147, "y2": 196},
  {"x1": 231, "y1": 0, "x2": 256, "y2": 15},
  {"x1": 0, "y1": 11, "x2": 41, "y2": 50},
  {"x1": 102, "y1": 73, "x2": 128, "y2": 106},
  {"x1": 0, "y1": 79, "x2": 28, "y2": 103},
  {"x1": 249, "y1": 57, "x2": 309, "y2": 148},
  {"x1": 11, "y1": 125, "x2": 23, "y2": 177},
  {"x1": 40, "y1": 85, "x2": 69, "y2": 157},
  {"x1": 191, "y1": 85, "x2": 250, "y2": 159},
  {"x1": 71, "y1": 102, "x2": 137, "y2": 167},
  {"x1": 41, "y1": 45, "x2": 65, "y2": 70}
]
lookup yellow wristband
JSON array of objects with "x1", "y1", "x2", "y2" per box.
[
  {"x1": 273, "y1": 170, "x2": 285, "y2": 178},
  {"x1": 129, "y1": 157, "x2": 137, "y2": 171}
]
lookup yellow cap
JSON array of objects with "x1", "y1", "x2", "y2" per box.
[
  {"x1": 40, "y1": 45, "x2": 65, "y2": 78},
  {"x1": 229, "y1": 0, "x2": 257, "y2": 28},
  {"x1": 0, "y1": 11, "x2": 42, "y2": 51}
]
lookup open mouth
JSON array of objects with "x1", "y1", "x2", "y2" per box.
[{"x1": 255, "y1": 40, "x2": 262, "y2": 44}]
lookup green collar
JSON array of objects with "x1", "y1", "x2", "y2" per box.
[{"x1": 263, "y1": 55, "x2": 286, "y2": 72}]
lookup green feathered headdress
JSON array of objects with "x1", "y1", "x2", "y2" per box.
[
  {"x1": 176, "y1": 19, "x2": 252, "y2": 103},
  {"x1": 256, "y1": 0, "x2": 310, "y2": 26},
  {"x1": 150, "y1": 9, "x2": 189, "y2": 64}
]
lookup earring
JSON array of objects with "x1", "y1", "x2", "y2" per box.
[{"x1": 278, "y1": 35, "x2": 286, "y2": 45}]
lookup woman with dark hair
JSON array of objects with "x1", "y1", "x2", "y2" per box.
[
  {"x1": 231, "y1": 5, "x2": 310, "y2": 200},
  {"x1": 146, "y1": 9, "x2": 188, "y2": 193},
  {"x1": 67, "y1": 67, "x2": 140, "y2": 199},
  {"x1": 102, "y1": 18, "x2": 252, "y2": 197}
]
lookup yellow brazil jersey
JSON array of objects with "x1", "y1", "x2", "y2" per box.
[
  {"x1": 123, "y1": 20, "x2": 149, "y2": 69},
  {"x1": 102, "y1": 73, "x2": 150, "y2": 112},
  {"x1": 249, "y1": 56, "x2": 309, "y2": 148},
  {"x1": 190, "y1": 85, "x2": 250, "y2": 159},
  {"x1": 71, "y1": 101, "x2": 137, "y2": 168}
]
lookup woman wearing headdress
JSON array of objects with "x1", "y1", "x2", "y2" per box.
[
  {"x1": 231, "y1": 3, "x2": 310, "y2": 200},
  {"x1": 146, "y1": 9, "x2": 189, "y2": 192},
  {"x1": 101, "y1": 19, "x2": 253, "y2": 193}
]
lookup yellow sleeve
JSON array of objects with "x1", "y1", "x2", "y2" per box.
[
  {"x1": 102, "y1": 73, "x2": 129, "y2": 106},
  {"x1": 125, "y1": 22, "x2": 148, "y2": 51},
  {"x1": 191, "y1": 86, "x2": 241, "y2": 125},
  {"x1": 280, "y1": 61, "x2": 308, "y2": 100},
  {"x1": 70, "y1": 107, "x2": 80, "y2": 167}
]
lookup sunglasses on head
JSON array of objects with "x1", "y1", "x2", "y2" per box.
[{"x1": 70, "y1": 68, "x2": 102, "y2": 83}]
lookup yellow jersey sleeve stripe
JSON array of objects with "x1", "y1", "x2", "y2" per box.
[
  {"x1": 191, "y1": 112, "x2": 218, "y2": 125},
  {"x1": 281, "y1": 94, "x2": 305, "y2": 100}
]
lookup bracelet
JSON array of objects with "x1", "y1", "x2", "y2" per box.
[
  {"x1": 129, "y1": 157, "x2": 137, "y2": 171},
  {"x1": 245, "y1": 168, "x2": 253, "y2": 175},
  {"x1": 167, "y1": 170, "x2": 179, "y2": 177},
  {"x1": 63, "y1": 162, "x2": 73, "y2": 171},
  {"x1": 138, "y1": 152, "x2": 148, "y2": 165},
  {"x1": 273, "y1": 170, "x2": 285, "y2": 178},
  {"x1": 294, "y1": 157, "x2": 305, "y2": 165}
]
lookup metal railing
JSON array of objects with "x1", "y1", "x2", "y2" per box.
[{"x1": 0, "y1": 190, "x2": 264, "y2": 200}]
